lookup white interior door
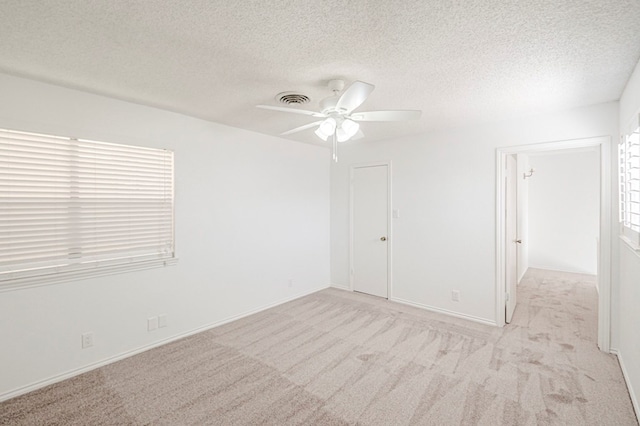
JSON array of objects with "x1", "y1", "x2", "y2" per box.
[
  {"x1": 506, "y1": 154, "x2": 518, "y2": 323},
  {"x1": 352, "y1": 164, "x2": 389, "y2": 298}
]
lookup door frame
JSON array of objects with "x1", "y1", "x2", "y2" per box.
[
  {"x1": 349, "y1": 161, "x2": 392, "y2": 298},
  {"x1": 496, "y1": 136, "x2": 611, "y2": 352},
  {"x1": 505, "y1": 153, "x2": 518, "y2": 323}
]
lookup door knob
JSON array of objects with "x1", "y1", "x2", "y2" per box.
[
  {"x1": 380, "y1": 236, "x2": 387, "y2": 241},
  {"x1": 516, "y1": 239, "x2": 522, "y2": 244}
]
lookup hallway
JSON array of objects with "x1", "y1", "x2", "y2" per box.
[
  {"x1": 502, "y1": 268, "x2": 636, "y2": 424},
  {"x1": 511, "y1": 268, "x2": 598, "y2": 346}
]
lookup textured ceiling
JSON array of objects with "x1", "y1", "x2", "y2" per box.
[{"x1": 1, "y1": 1, "x2": 640, "y2": 145}]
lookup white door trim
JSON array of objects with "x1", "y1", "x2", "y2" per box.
[
  {"x1": 349, "y1": 161, "x2": 392, "y2": 298},
  {"x1": 505, "y1": 154, "x2": 518, "y2": 323},
  {"x1": 496, "y1": 136, "x2": 611, "y2": 352}
]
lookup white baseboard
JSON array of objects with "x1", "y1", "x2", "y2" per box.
[
  {"x1": 330, "y1": 283, "x2": 350, "y2": 291},
  {"x1": 611, "y1": 348, "x2": 640, "y2": 422},
  {"x1": 0, "y1": 285, "x2": 327, "y2": 402},
  {"x1": 518, "y1": 267, "x2": 528, "y2": 284},
  {"x1": 390, "y1": 296, "x2": 497, "y2": 327}
]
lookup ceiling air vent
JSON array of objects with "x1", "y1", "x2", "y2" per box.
[{"x1": 276, "y1": 92, "x2": 310, "y2": 105}]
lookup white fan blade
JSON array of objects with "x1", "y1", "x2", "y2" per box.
[
  {"x1": 257, "y1": 105, "x2": 325, "y2": 117},
  {"x1": 350, "y1": 110, "x2": 421, "y2": 122},
  {"x1": 335, "y1": 81, "x2": 374, "y2": 113},
  {"x1": 280, "y1": 121, "x2": 323, "y2": 136},
  {"x1": 351, "y1": 129, "x2": 365, "y2": 141}
]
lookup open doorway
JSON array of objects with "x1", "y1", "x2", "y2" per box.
[{"x1": 496, "y1": 136, "x2": 612, "y2": 352}]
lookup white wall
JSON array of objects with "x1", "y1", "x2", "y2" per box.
[
  {"x1": 331, "y1": 102, "x2": 619, "y2": 324},
  {"x1": 527, "y1": 150, "x2": 600, "y2": 275},
  {"x1": 616, "y1": 58, "x2": 640, "y2": 416},
  {"x1": 0, "y1": 74, "x2": 331, "y2": 399}
]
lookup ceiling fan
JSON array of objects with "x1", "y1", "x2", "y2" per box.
[{"x1": 257, "y1": 80, "x2": 421, "y2": 161}]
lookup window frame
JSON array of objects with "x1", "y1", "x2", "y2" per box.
[{"x1": 619, "y1": 114, "x2": 640, "y2": 251}]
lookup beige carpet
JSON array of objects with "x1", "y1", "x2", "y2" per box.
[{"x1": 1, "y1": 268, "x2": 637, "y2": 425}]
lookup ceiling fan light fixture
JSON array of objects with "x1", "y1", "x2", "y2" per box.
[
  {"x1": 314, "y1": 127, "x2": 329, "y2": 141},
  {"x1": 336, "y1": 119, "x2": 359, "y2": 142},
  {"x1": 336, "y1": 128, "x2": 348, "y2": 142},
  {"x1": 315, "y1": 117, "x2": 336, "y2": 141},
  {"x1": 320, "y1": 117, "x2": 337, "y2": 134}
]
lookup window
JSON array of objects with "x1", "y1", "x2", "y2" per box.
[
  {"x1": 619, "y1": 114, "x2": 640, "y2": 248},
  {"x1": 0, "y1": 128, "x2": 175, "y2": 290}
]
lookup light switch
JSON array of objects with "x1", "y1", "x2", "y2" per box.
[{"x1": 393, "y1": 209, "x2": 400, "y2": 219}]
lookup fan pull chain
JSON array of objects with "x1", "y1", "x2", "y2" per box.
[{"x1": 332, "y1": 132, "x2": 338, "y2": 162}]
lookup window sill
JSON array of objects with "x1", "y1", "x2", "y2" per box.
[
  {"x1": 0, "y1": 257, "x2": 179, "y2": 293},
  {"x1": 620, "y1": 235, "x2": 640, "y2": 257}
]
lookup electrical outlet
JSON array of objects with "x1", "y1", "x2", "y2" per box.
[
  {"x1": 288, "y1": 279, "x2": 294, "y2": 288},
  {"x1": 158, "y1": 314, "x2": 167, "y2": 328},
  {"x1": 452, "y1": 290, "x2": 460, "y2": 302},
  {"x1": 81, "y1": 332, "x2": 94, "y2": 349},
  {"x1": 148, "y1": 317, "x2": 158, "y2": 331}
]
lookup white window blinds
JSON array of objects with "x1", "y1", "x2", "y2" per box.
[
  {"x1": 0, "y1": 128, "x2": 174, "y2": 286},
  {"x1": 619, "y1": 115, "x2": 640, "y2": 246}
]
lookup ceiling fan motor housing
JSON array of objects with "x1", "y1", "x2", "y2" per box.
[{"x1": 319, "y1": 95, "x2": 341, "y2": 113}]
